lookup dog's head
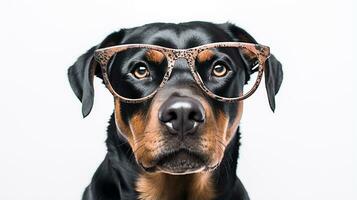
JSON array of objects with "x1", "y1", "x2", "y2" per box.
[{"x1": 68, "y1": 22, "x2": 282, "y2": 175}]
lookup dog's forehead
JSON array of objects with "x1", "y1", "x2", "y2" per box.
[{"x1": 121, "y1": 22, "x2": 232, "y2": 48}]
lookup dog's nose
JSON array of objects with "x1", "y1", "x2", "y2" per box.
[{"x1": 159, "y1": 97, "x2": 205, "y2": 136}]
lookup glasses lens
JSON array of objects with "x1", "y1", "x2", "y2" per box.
[
  {"x1": 106, "y1": 47, "x2": 168, "y2": 99},
  {"x1": 195, "y1": 46, "x2": 261, "y2": 98}
]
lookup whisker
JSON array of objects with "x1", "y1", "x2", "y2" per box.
[
  {"x1": 214, "y1": 136, "x2": 227, "y2": 148},
  {"x1": 129, "y1": 144, "x2": 145, "y2": 161},
  {"x1": 133, "y1": 144, "x2": 145, "y2": 154}
]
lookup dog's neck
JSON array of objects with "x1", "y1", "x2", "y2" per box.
[
  {"x1": 135, "y1": 172, "x2": 215, "y2": 200},
  {"x1": 105, "y1": 114, "x2": 242, "y2": 200}
]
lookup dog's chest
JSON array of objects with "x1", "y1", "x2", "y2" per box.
[{"x1": 135, "y1": 172, "x2": 215, "y2": 200}]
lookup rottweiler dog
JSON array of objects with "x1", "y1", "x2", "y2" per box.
[{"x1": 68, "y1": 21, "x2": 283, "y2": 200}]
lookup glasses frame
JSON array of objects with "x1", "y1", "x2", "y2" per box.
[{"x1": 94, "y1": 42, "x2": 270, "y2": 103}]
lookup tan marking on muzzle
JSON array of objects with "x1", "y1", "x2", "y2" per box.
[
  {"x1": 195, "y1": 97, "x2": 228, "y2": 166},
  {"x1": 133, "y1": 97, "x2": 165, "y2": 168}
]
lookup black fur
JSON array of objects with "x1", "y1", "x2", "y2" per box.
[{"x1": 68, "y1": 21, "x2": 283, "y2": 200}]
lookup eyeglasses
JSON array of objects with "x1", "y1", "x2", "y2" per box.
[{"x1": 94, "y1": 42, "x2": 270, "y2": 103}]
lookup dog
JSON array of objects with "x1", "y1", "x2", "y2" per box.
[{"x1": 68, "y1": 21, "x2": 283, "y2": 200}]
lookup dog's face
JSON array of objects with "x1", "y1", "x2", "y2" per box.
[
  {"x1": 111, "y1": 23, "x2": 247, "y2": 174},
  {"x1": 68, "y1": 22, "x2": 283, "y2": 175}
]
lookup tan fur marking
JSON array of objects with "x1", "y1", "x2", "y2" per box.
[
  {"x1": 197, "y1": 49, "x2": 214, "y2": 63},
  {"x1": 226, "y1": 101, "x2": 243, "y2": 143},
  {"x1": 136, "y1": 172, "x2": 215, "y2": 200},
  {"x1": 241, "y1": 48, "x2": 257, "y2": 61},
  {"x1": 197, "y1": 98, "x2": 228, "y2": 167},
  {"x1": 207, "y1": 111, "x2": 229, "y2": 164},
  {"x1": 128, "y1": 112, "x2": 146, "y2": 141},
  {"x1": 189, "y1": 173, "x2": 215, "y2": 200},
  {"x1": 145, "y1": 50, "x2": 165, "y2": 63},
  {"x1": 133, "y1": 96, "x2": 165, "y2": 168},
  {"x1": 114, "y1": 98, "x2": 134, "y2": 147}
]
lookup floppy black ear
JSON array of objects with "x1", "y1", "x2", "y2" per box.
[
  {"x1": 220, "y1": 22, "x2": 283, "y2": 111},
  {"x1": 68, "y1": 47, "x2": 95, "y2": 117},
  {"x1": 264, "y1": 54, "x2": 283, "y2": 111},
  {"x1": 68, "y1": 30, "x2": 125, "y2": 117}
]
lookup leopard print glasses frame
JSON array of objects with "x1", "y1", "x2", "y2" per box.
[{"x1": 93, "y1": 42, "x2": 270, "y2": 103}]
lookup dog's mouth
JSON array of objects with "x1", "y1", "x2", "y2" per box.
[{"x1": 141, "y1": 149, "x2": 207, "y2": 175}]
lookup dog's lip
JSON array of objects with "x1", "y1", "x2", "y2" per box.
[
  {"x1": 155, "y1": 149, "x2": 206, "y2": 164},
  {"x1": 151, "y1": 149, "x2": 207, "y2": 174},
  {"x1": 139, "y1": 150, "x2": 220, "y2": 174}
]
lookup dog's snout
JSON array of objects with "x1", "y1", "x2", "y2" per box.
[{"x1": 159, "y1": 97, "x2": 205, "y2": 136}]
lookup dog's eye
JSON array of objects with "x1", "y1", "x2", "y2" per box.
[
  {"x1": 132, "y1": 64, "x2": 150, "y2": 79},
  {"x1": 212, "y1": 63, "x2": 229, "y2": 77}
]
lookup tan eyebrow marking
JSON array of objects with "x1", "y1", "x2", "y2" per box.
[
  {"x1": 197, "y1": 49, "x2": 214, "y2": 63},
  {"x1": 145, "y1": 50, "x2": 165, "y2": 63}
]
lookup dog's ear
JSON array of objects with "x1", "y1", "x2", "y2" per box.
[
  {"x1": 220, "y1": 23, "x2": 283, "y2": 111},
  {"x1": 264, "y1": 54, "x2": 283, "y2": 111},
  {"x1": 68, "y1": 30, "x2": 125, "y2": 117}
]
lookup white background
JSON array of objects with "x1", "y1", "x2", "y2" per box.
[{"x1": 0, "y1": 0, "x2": 355, "y2": 199}]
